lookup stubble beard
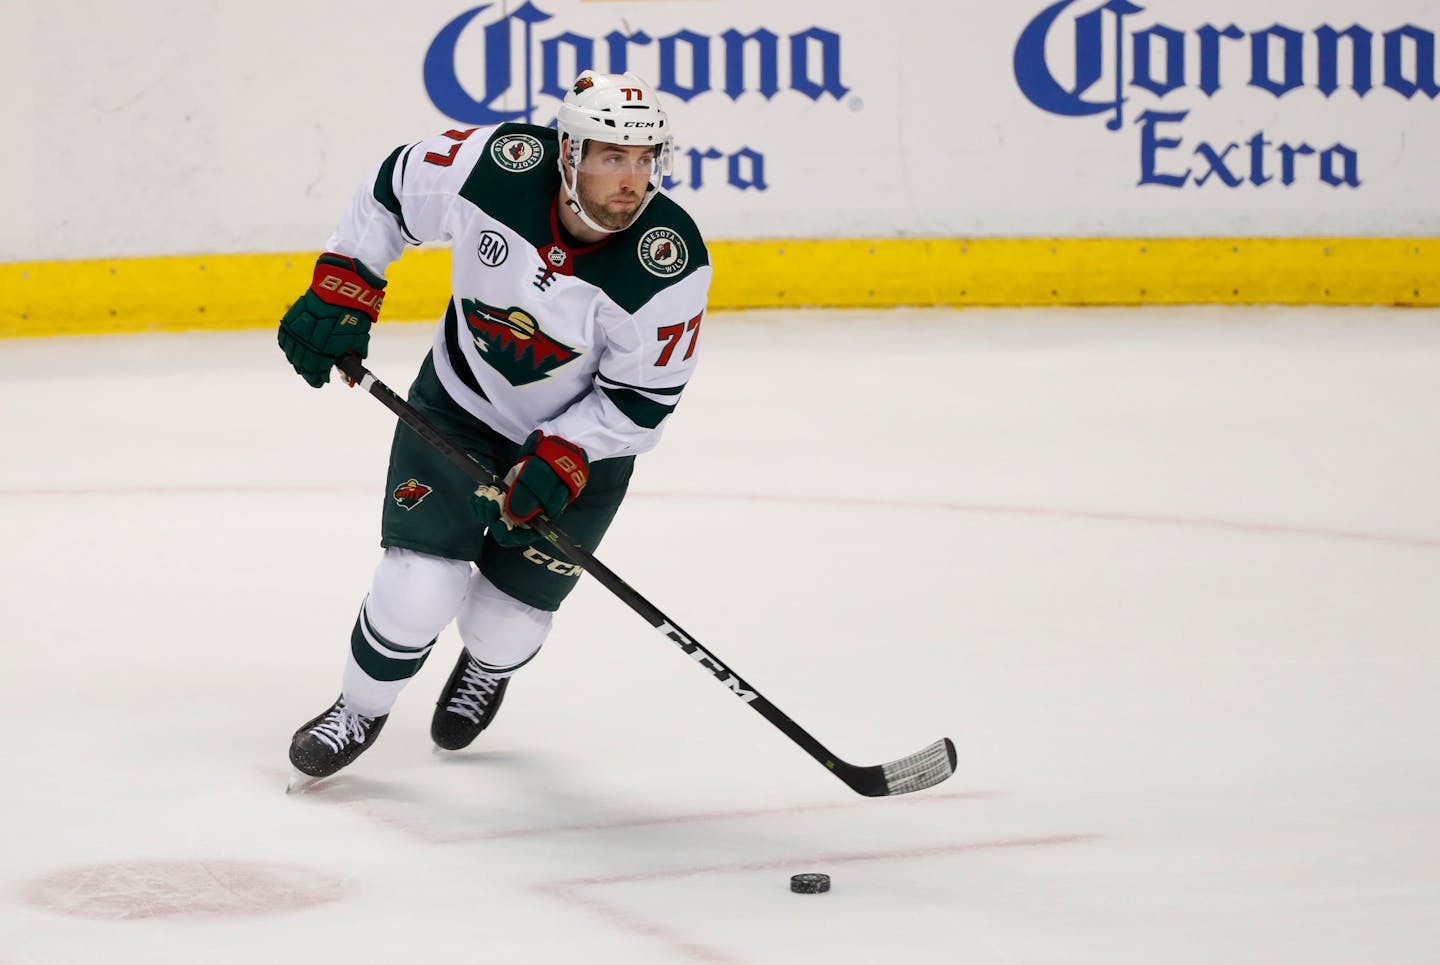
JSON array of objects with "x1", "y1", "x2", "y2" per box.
[{"x1": 577, "y1": 177, "x2": 642, "y2": 232}]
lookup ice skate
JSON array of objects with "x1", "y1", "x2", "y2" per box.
[
  {"x1": 431, "y1": 651, "x2": 511, "y2": 751},
  {"x1": 287, "y1": 695, "x2": 388, "y2": 786}
]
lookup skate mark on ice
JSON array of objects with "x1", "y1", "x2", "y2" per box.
[{"x1": 272, "y1": 765, "x2": 994, "y2": 845}]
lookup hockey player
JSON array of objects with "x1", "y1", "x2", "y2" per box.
[{"x1": 277, "y1": 70, "x2": 711, "y2": 782}]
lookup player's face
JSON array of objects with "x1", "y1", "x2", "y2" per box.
[{"x1": 575, "y1": 143, "x2": 659, "y2": 230}]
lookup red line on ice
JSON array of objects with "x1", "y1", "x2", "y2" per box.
[
  {"x1": 536, "y1": 834, "x2": 1099, "y2": 964},
  {"x1": 5, "y1": 484, "x2": 1436, "y2": 550}
]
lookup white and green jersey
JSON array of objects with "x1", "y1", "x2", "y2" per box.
[{"x1": 327, "y1": 123, "x2": 711, "y2": 462}]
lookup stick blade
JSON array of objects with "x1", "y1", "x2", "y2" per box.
[
  {"x1": 879, "y1": 737, "x2": 958, "y2": 796},
  {"x1": 837, "y1": 737, "x2": 957, "y2": 797}
]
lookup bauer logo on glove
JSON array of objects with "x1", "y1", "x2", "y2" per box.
[
  {"x1": 316, "y1": 269, "x2": 385, "y2": 313},
  {"x1": 468, "y1": 432, "x2": 590, "y2": 548},
  {"x1": 503, "y1": 432, "x2": 590, "y2": 525},
  {"x1": 550, "y1": 453, "x2": 587, "y2": 490},
  {"x1": 276, "y1": 252, "x2": 387, "y2": 388}
]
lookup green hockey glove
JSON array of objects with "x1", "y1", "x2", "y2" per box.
[
  {"x1": 470, "y1": 431, "x2": 590, "y2": 547},
  {"x1": 277, "y1": 253, "x2": 386, "y2": 387},
  {"x1": 470, "y1": 484, "x2": 540, "y2": 548}
]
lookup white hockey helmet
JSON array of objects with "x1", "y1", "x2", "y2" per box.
[{"x1": 556, "y1": 70, "x2": 674, "y2": 234}]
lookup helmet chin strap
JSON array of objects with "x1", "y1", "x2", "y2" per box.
[{"x1": 560, "y1": 164, "x2": 640, "y2": 236}]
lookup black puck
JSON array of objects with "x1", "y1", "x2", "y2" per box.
[{"x1": 790, "y1": 873, "x2": 831, "y2": 894}]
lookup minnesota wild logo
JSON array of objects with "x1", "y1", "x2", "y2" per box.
[
  {"x1": 392, "y1": 478, "x2": 432, "y2": 511},
  {"x1": 638, "y1": 227, "x2": 688, "y2": 278},
  {"x1": 462, "y1": 298, "x2": 580, "y2": 386},
  {"x1": 490, "y1": 133, "x2": 544, "y2": 172}
]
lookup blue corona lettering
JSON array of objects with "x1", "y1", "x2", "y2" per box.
[
  {"x1": 424, "y1": 2, "x2": 848, "y2": 124},
  {"x1": 1014, "y1": 0, "x2": 1433, "y2": 189},
  {"x1": 661, "y1": 146, "x2": 768, "y2": 191},
  {"x1": 423, "y1": 2, "x2": 851, "y2": 195}
]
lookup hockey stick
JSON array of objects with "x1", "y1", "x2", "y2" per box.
[{"x1": 334, "y1": 354, "x2": 956, "y2": 797}]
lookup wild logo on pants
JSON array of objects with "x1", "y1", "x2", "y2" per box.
[{"x1": 392, "y1": 478, "x2": 433, "y2": 510}]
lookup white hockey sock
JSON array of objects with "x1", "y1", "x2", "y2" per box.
[
  {"x1": 456, "y1": 570, "x2": 554, "y2": 676},
  {"x1": 340, "y1": 548, "x2": 472, "y2": 717}
]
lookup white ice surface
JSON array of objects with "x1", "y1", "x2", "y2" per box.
[{"x1": 1, "y1": 307, "x2": 1438, "y2": 964}]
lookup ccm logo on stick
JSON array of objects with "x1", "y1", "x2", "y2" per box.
[{"x1": 659, "y1": 622, "x2": 758, "y2": 702}]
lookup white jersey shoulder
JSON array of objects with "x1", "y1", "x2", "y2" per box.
[{"x1": 326, "y1": 123, "x2": 711, "y2": 462}]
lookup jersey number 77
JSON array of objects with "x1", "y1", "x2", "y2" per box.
[{"x1": 655, "y1": 313, "x2": 702, "y2": 366}]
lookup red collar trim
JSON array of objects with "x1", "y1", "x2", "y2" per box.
[{"x1": 548, "y1": 197, "x2": 609, "y2": 258}]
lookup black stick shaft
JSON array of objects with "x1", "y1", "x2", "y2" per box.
[{"x1": 332, "y1": 355, "x2": 881, "y2": 792}]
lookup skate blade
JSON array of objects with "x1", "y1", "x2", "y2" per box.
[{"x1": 285, "y1": 769, "x2": 325, "y2": 794}]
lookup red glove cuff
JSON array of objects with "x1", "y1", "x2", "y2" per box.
[
  {"x1": 310, "y1": 253, "x2": 386, "y2": 316},
  {"x1": 531, "y1": 434, "x2": 589, "y2": 501},
  {"x1": 505, "y1": 433, "x2": 590, "y2": 523}
]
